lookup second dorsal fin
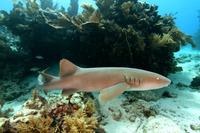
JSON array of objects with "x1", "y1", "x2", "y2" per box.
[{"x1": 58, "y1": 59, "x2": 79, "y2": 77}]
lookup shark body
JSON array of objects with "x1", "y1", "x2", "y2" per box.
[{"x1": 38, "y1": 59, "x2": 171, "y2": 102}]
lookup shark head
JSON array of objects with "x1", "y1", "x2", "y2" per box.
[
  {"x1": 127, "y1": 71, "x2": 171, "y2": 91},
  {"x1": 141, "y1": 74, "x2": 171, "y2": 89}
]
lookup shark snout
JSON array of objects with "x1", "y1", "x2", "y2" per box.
[
  {"x1": 164, "y1": 78, "x2": 171, "y2": 86},
  {"x1": 159, "y1": 76, "x2": 171, "y2": 87},
  {"x1": 142, "y1": 75, "x2": 171, "y2": 90}
]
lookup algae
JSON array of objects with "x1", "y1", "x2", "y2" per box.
[
  {"x1": 47, "y1": 13, "x2": 72, "y2": 29},
  {"x1": 149, "y1": 33, "x2": 176, "y2": 50},
  {"x1": 121, "y1": 1, "x2": 132, "y2": 19},
  {"x1": 89, "y1": 9, "x2": 102, "y2": 22},
  {"x1": 81, "y1": 3, "x2": 96, "y2": 20}
]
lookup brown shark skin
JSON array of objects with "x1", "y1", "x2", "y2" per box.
[{"x1": 38, "y1": 59, "x2": 171, "y2": 102}]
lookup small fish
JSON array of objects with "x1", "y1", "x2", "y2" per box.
[
  {"x1": 30, "y1": 67, "x2": 40, "y2": 72},
  {"x1": 38, "y1": 59, "x2": 171, "y2": 102},
  {"x1": 12, "y1": 0, "x2": 17, "y2": 2},
  {"x1": 35, "y1": 55, "x2": 44, "y2": 59}
]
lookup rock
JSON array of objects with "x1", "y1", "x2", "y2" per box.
[
  {"x1": 190, "y1": 123, "x2": 200, "y2": 131},
  {"x1": 129, "y1": 114, "x2": 137, "y2": 122},
  {"x1": 176, "y1": 82, "x2": 188, "y2": 90},
  {"x1": 108, "y1": 106, "x2": 122, "y2": 121},
  {"x1": 162, "y1": 91, "x2": 178, "y2": 98},
  {"x1": 111, "y1": 110, "x2": 121, "y2": 121},
  {"x1": 0, "y1": 80, "x2": 32, "y2": 101},
  {"x1": 99, "y1": 121, "x2": 108, "y2": 126},
  {"x1": 143, "y1": 117, "x2": 183, "y2": 133},
  {"x1": 2, "y1": 81, "x2": 22, "y2": 101},
  {"x1": 125, "y1": 101, "x2": 159, "y2": 118},
  {"x1": 190, "y1": 76, "x2": 200, "y2": 90},
  {"x1": 123, "y1": 92, "x2": 138, "y2": 104},
  {"x1": 133, "y1": 91, "x2": 160, "y2": 101}
]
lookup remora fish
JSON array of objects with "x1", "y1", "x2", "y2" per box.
[{"x1": 38, "y1": 59, "x2": 171, "y2": 102}]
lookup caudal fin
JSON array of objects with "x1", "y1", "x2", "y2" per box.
[{"x1": 38, "y1": 67, "x2": 53, "y2": 85}]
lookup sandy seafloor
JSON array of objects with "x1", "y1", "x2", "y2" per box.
[{"x1": 1, "y1": 48, "x2": 200, "y2": 133}]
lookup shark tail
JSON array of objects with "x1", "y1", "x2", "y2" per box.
[
  {"x1": 38, "y1": 68, "x2": 56, "y2": 95},
  {"x1": 37, "y1": 67, "x2": 52, "y2": 85}
]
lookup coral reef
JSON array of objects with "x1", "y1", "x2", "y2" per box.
[
  {"x1": 1, "y1": 81, "x2": 26, "y2": 101},
  {"x1": 0, "y1": 26, "x2": 25, "y2": 81},
  {"x1": 0, "y1": 26, "x2": 35, "y2": 101},
  {"x1": 0, "y1": 0, "x2": 197, "y2": 78},
  {"x1": 0, "y1": 89, "x2": 102, "y2": 132}
]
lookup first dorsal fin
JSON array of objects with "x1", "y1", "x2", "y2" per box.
[{"x1": 58, "y1": 59, "x2": 79, "y2": 77}]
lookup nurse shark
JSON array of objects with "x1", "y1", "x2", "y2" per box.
[{"x1": 38, "y1": 59, "x2": 171, "y2": 102}]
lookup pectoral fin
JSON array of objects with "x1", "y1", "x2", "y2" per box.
[{"x1": 99, "y1": 82, "x2": 130, "y2": 102}]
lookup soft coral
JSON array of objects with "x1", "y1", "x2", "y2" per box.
[{"x1": 16, "y1": 115, "x2": 54, "y2": 133}]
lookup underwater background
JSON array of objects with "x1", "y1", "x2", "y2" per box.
[
  {"x1": 1, "y1": 0, "x2": 200, "y2": 35},
  {"x1": 0, "y1": 0, "x2": 200, "y2": 132}
]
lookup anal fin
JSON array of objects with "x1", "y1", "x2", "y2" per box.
[
  {"x1": 61, "y1": 88, "x2": 78, "y2": 97},
  {"x1": 99, "y1": 82, "x2": 130, "y2": 102},
  {"x1": 43, "y1": 89, "x2": 50, "y2": 95}
]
